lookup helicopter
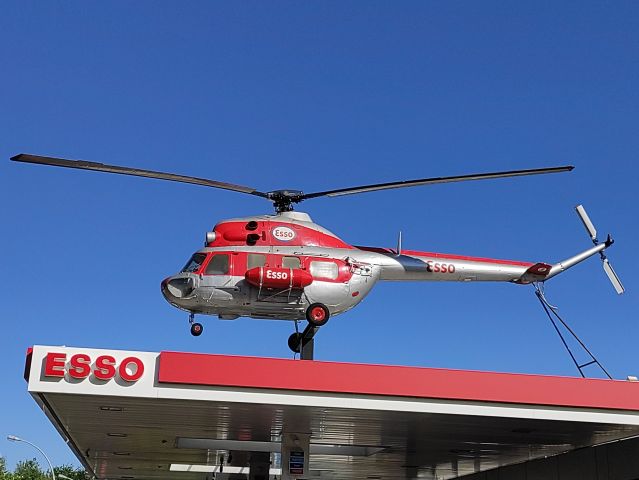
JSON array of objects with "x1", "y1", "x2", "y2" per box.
[{"x1": 11, "y1": 154, "x2": 624, "y2": 352}]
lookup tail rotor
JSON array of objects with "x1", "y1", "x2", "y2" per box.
[{"x1": 575, "y1": 205, "x2": 625, "y2": 294}]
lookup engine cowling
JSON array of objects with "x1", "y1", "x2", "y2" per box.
[{"x1": 245, "y1": 267, "x2": 313, "y2": 289}]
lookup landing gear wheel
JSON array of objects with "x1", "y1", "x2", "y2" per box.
[
  {"x1": 306, "y1": 303, "x2": 329, "y2": 326},
  {"x1": 190, "y1": 322, "x2": 203, "y2": 337},
  {"x1": 288, "y1": 333, "x2": 303, "y2": 353}
]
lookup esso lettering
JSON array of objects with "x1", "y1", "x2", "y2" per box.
[
  {"x1": 426, "y1": 261, "x2": 455, "y2": 274},
  {"x1": 272, "y1": 226, "x2": 296, "y2": 241},
  {"x1": 44, "y1": 352, "x2": 144, "y2": 382},
  {"x1": 266, "y1": 270, "x2": 288, "y2": 280}
]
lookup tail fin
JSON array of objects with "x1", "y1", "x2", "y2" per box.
[{"x1": 516, "y1": 262, "x2": 552, "y2": 284}]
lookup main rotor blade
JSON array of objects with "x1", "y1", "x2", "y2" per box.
[
  {"x1": 300, "y1": 165, "x2": 574, "y2": 200},
  {"x1": 11, "y1": 154, "x2": 269, "y2": 198}
]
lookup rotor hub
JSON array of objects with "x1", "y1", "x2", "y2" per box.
[{"x1": 267, "y1": 190, "x2": 304, "y2": 212}]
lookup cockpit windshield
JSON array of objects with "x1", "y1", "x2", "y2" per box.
[{"x1": 181, "y1": 253, "x2": 207, "y2": 273}]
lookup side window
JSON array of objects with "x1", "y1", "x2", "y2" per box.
[
  {"x1": 310, "y1": 261, "x2": 338, "y2": 280},
  {"x1": 282, "y1": 256, "x2": 301, "y2": 269},
  {"x1": 205, "y1": 254, "x2": 229, "y2": 275},
  {"x1": 247, "y1": 253, "x2": 266, "y2": 269}
]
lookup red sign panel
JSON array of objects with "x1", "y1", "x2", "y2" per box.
[{"x1": 157, "y1": 351, "x2": 639, "y2": 411}]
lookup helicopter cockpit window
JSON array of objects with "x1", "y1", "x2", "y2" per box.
[
  {"x1": 181, "y1": 253, "x2": 207, "y2": 273},
  {"x1": 205, "y1": 254, "x2": 230, "y2": 275},
  {"x1": 310, "y1": 261, "x2": 338, "y2": 280},
  {"x1": 247, "y1": 253, "x2": 266, "y2": 269},
  {"x1": 282, "y1": 256, "x2": 301, "y2": 269}
]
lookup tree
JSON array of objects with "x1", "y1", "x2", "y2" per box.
[
  {"x1": 12, "y1": 459, "x2": 45, "y2": 480},
  {"x1": 0, "y1": 457, "x2": 15, "y2": 480},
  {"x1": 0, "y1": 459, "x2": 85, "y2": 480},
  {"x1": 53, "y1": 466, "x2": 86, "y2": 480}
]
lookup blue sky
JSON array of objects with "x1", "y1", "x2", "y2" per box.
[{"x1": 1, "y1": 1, "x2": 637, "y2": 469}]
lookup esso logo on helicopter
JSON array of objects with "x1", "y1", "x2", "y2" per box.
[
  {"x1": 43, "y1": 352, "x2": 145, "y2": 382},
  {"x1": 426, "y1": 261, "x2": 456, "y2": 274},
  {"x1": 272, "y1": 226, "x2": 296, "y2": 241},
  {"x1": 266, "y1": 269, "x2": 289, "y2": 280}
]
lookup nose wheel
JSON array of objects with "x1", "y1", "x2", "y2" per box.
[
  {"x1": 190, "y1": 323, "x2": 203, "y2": 336},
  {"x1": 189, "y1": 313, "x2": 203, "y2": 337}
]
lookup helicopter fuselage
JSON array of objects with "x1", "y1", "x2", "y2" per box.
[{"x1": 160, "y1": 211, "x2": 541, "y2": 322}]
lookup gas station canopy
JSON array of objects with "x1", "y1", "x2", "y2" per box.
[{"x1": 25, "y1": 346, "x2": 639, "y2": 479}]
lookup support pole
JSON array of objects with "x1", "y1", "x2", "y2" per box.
[
  {"x1": 300, "y1": 325, "x2": 319, "y2": 360},
  {"x1": 300, "y1": 338, "x2": 314, "y2": 360},
  {"x1": 534, "y1": 284, "x2": 612, "y2": 379}
]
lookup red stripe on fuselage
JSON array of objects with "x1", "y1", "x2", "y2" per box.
[
  {"x1": 192, "y1": 250, "x2": 354, "y2": 283},
  {"x1": 209, "y1": 221, "x2": 353, "y2": 249},
  {"x1": 355, "y1": 245, "x2": 533, "y2": 267}
]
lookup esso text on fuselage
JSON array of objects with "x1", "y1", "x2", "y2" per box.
[
  {"x1": 43, "y1": 352, "x2": 145, "y2": 382},
  {"x1": 272, "y1": 225, "x2": 296, "y2": 241},
  {"x1": 266, "y1": 269, "x2": 289, "y2": 280}
]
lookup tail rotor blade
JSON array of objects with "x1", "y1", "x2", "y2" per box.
[
  {"x1": 575, "y1": 205, "x2": 598, "y2": 242},
  {"x1": 602, "y1": 258, "x2": 625, "y2": 294}
]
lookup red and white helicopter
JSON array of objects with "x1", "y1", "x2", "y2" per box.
[{"x1": 12, "y1": 154, "x2": 624, "y2": 352}]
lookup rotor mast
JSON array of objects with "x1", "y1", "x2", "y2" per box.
[{"x1": 266, "y1": 190, "x2": 304, "y2": 213}]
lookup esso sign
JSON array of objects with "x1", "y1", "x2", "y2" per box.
[
  {"x1": 44, "y1": 352, "x2": 145, "y2": 382},
  {"x1": 272, "y1": 226, "x2": 296, "y2": 241},
  {"x1": 245, "y1": 267, "x2": 313, "y2": 289},
  {"x1": 266, "y1": 269, "x2": 288, "y2": 280}
]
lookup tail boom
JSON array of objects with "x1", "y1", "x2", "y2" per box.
[
  {"x1": 355, "y1": 246, "x2": 535, "y2": 283},
  {"x1": 357, "y1": 238, "x2": 615, "y2": 286},
  {"x1": 356, "y1": 202, "x2": 622, "y2": 290},
  {"x1": 544, "y1": 242, "x2": 607, "y2": 280}
]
